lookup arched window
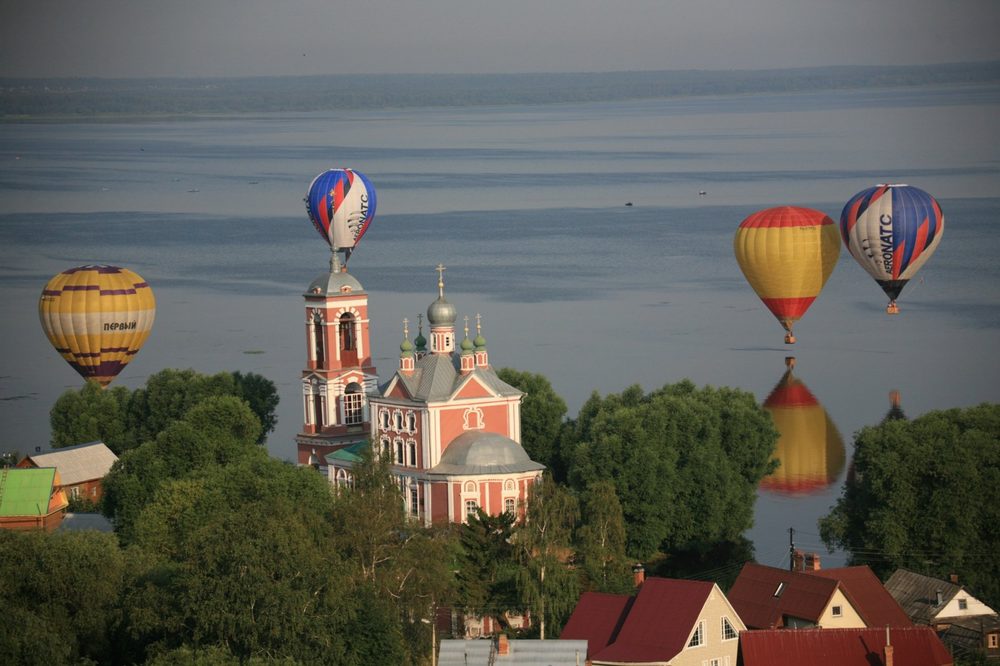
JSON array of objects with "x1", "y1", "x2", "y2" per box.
[
  {"x1": 380, "y1": 436, "x2": 390, "y2": 459},
  {"x1": 343, "y1": 382, "x2": 363, "y2": 425},
  {"x1": 379, "y1": 409, "x2": 390, "y2": 431},
  {"x1": 464, "y1": 481, "x2": 476, "y2": 493},
  {"x1": 339, "y1": 313, "x2": 356, "y2": 351},
  {"x1": 504, "y1": 479, "x2": 515, "y2": 492},
  {"x1": 395, "y1": 438, "x2": 405, "y2": 465},
  {"x1": 408, "y1": 439, "x2": 417, "y2": 466},
  {"x1": 406, "y1": 412, "x2": 416, "y2": 432},
  {"x1": 393, "y1": 411, "x2": 404, "y2": 431},
  {"x1": 463, "y1": 407, "x2": 484, "y2": 430},
  {"x1": 504, "y1": 498, "x2": 516, "y2": 515},
  {"x1": 312, "y1": 311, "x2": 325, "y2": 366}
]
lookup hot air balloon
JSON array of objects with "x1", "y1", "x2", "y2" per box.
[
  {"x1": 305, "y1": 168, "x2": 377, "y2": 262},
  {"x1": 840, "y1": 184, "x2": 944, "y2": 314},
  {"x1": 733, "y1": 206, "x2": 840, "y2": 344},
  {"x1": 759, "y1": 357, "x2": 846, "y2": 497},
  {"x1": 39, "y1": 265, "x2": 155, "y2": 387}
]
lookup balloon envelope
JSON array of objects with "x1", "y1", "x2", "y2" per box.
[
  {"x1": 733, "y1": 206, "x2": 840, "y2": 342},
  {"x1": 840, "y1": 184, "x2": 944, "y2": 306},
  {"x1": 305, "y1": 169, "x2": 377, "y2": 252},
  {"x1": 39, "y1": 265, "x2": 155, "y2": 387},
  {"x1": 759, "y1": 361, "x2": 846, "y2": 496}
]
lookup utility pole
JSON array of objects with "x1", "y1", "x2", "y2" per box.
[{"x1": 788, "y1": 527, "x2": 795, "y2": 571}]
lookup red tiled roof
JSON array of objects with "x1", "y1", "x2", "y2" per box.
[
  {"x1": 728, "y1": 563, "x2": 839, "y2": 629},
  {"x1": 806, "y1": 566, "x2": 913, "y2": 628},
  {"x1": 560, "y1": 591, "x2": 634, "y2": 659},
  {"x1": 591, "y1": 578, "x2": 715, "y2": 663},
  {"x1": 739, "y1": 626, "x2": 954, "y2": 666}
]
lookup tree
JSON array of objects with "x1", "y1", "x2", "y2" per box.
[
  {"x1": 123, "y1": 457, "x2": 354, "y2": 664},
  {"x1": 575, "y1": 479, "x2": 633, "y2": 593},
  {"x1": 497, "y1": 368, "x2": 568, "y2": 478},
  {"x1": 820, "y1": 403, "x2": 1000, "y2": 609},
  {"x1": 0, "y1": 530, "x2": 125, "y2": 665},
  {"x1": 101, "y1": 395, "x2": 266, "y2": 543},
  {"x1": 566, "y1": 381, "x2": 777, "y2": 559},
  {"x1": 49, "y1": 368, "x2": 281, "y2": 454},
  {"x1": 49, "y1": 380, "x2": 131, "y2": 453},
  {"x1": 514, "y1": 475, "x2": 579, "y2": 639},
  {"x1": 457, "y1": 509, "x2": 522, "y2": 632}
]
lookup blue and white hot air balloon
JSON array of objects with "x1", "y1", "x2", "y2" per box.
[
  {"x1": 305, "y1": 168, "x2": 377, "y2": 261},
  {"x1": 840, "y1": 184, "x2": 944, "y2": 314}
]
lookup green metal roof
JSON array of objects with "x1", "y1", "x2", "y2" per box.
[
  {"x1": 325, "y1": 441, "x2": 368, "y2": 464},
  {"x1": 0, "y1": 468, "x2": 57, "y2": 517}
]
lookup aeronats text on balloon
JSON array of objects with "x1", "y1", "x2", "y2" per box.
[
  {"x1": 348, "y1": 193, "x2": 370, "y2": 242},
  {"x1": 879, "y1": 213, "x2": 894, "y2": 274}
]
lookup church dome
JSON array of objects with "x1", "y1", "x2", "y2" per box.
[
  {"x1": 430, "y1": 432, "x2": 545, "y2": 476},
  {"x1": 427, "y1": 295, "x2": 457, "y2": 327},
  {"x1": 305, "y1": 270, "x2": 364, "y2": 297}
]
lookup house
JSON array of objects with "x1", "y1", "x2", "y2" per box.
[
  {"x1": 438, "y1": 635, "x2": 588, "y2": 665},
  {"x1": 737, "y1": 626, "x2": 954, "y2": 666},
  {"x1": 0, "y1": 467, "x2": 69, "y2": 531},
  {"x1": 937, "y1": 614, "x2": 1000, "y2": 661},
  {"x1": 17, "y1": 441, "x2": 118, "y2": 503},
  {"x1": 560, "y1": 575, "x2": 746, "y2": 665},
  {"x1": 885, "y1": 569, "x2": 997, "y2": 626},
  {"x1": 728, "y1": 562, "x2": 911, "y2": 630}
]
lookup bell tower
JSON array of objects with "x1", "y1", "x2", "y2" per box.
[{"x1": 296, "y1": 254, "x2": 378, "y2": 470}]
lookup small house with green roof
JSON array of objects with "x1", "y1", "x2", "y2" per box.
[{"x1": 0, "y1": 467, "x2": 69, "y2": 532}]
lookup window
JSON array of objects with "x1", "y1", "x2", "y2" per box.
[
  {"x1": 379, "y1": 409, "x2": 390, "y2": 430},
  {"x1": 408, "y1": 440, "x2": 417, "y2": 466},
  {"x1": 987, "y1": 633, "x2": 998, "y2": 649},
  {"x1": 688, "y1": 621, "x2": 705, "y2": 648},
  {"x1": 393, "y1": 411, "x2": 404, "y2": 431},
  {"x1": 339, "y1": 313, "x2": 355, "y2": 351},
  {"x1": 465, "y1": 500, "x2": 478, "y2": 520},
  {"x1": 831, "y1": 605, "x2": 843, "y2": 617},
  {"x1": 343, "y1": 385, "x2": 363, "y2": 425},
  {"x1": 406, "y1": 412, "x2": 416, "y2": 431},
  {"x1": 504, "y1": 498, "x2": 516, "y2": 515},
  {"x1": 312, "y1": 312, "x2": 325, "y2": 365},
  {"x1": 410, "y1": 486, "x2": 419, "y2": 517},
  {"x1": 722, "y1": 617, "x2": 738, "y2": 641},
  {"x1": 773, "y1": 582, "x2": 785, "y2": 598},
  {"x1": 958, "y1": 598, "x2": 968, "y2": 611},
  {"x1": 380, "y1": 436, "x2": 390, "y2": 458},
  {"x1": 395, "y1": 438, "x2": 405, "y2": 465}
]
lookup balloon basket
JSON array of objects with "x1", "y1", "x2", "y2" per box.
[
  {"x1": 784, "y1": 333, "x2": 796, "y2": 345},
  {"x1": 886, "y1": 302, "x2": 900, "y2": 315}
]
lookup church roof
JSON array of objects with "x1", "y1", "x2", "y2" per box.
[
  {"x1": 385, "y1": 352, "x2": 522, "y2": 403},
  {"x1": 428, "y1": 431, "x2": 544, "y2": 476},
  {"x1": 305, "y1": 269, "x2": 365, "y2": 297}
]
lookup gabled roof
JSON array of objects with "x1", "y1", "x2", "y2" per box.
[
  {"x1": 24, "y1": 441, "x2": 118, "y2": 485},
  {"x1": 0, "y1": 468, "x2": 65, "y2": 517},
  {"x1": 728, "y1": 563, "x2": 841, "y2": 629},
  {"x1": 560, "y1": 591, "x2": 635, "y2": 659},
  {"x1": 806, "y1": 566, "x2": 912, "y2": 627},
  {"x1": 561, "y1": 578, "x2": 718, "y2": 664},
  {"x1": 884, "y1": 569, "x2": 994, "y2": 623},
  {"x1": 738, "y1": 627, "x2": 954, "y2": 666},
  {"x1": 382, "y1": 353, "x2": 521, "y2": 404}
]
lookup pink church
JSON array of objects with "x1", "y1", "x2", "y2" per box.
[{"x1": 297, "y1": 260, "x2": 544, "y2": 525}]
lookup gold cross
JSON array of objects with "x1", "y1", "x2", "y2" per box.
[{"x1": 435, "y1": 263, "x2": 446, "y2": 296}]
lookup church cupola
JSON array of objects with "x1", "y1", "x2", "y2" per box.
[
  {"x1": 414, "y1": 313, "x2": 427, "y2": 359},
  {"x1": 460, "y1": 316, "x2": 475, "y2": 373},
  {"x1": 474, "y1": 313, "x2": 489, "y2": 368},
  {"x1": 400, "y1": 318, "x2": 415, "y2": 373},
  {"x1": 427, "y1": 263, "x2": 457, "y2": 355}
]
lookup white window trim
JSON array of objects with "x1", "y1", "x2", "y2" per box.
[
  {"x1": 687, "y1": 620, "x2": 706, "y2": 648},
  {"x1": 721, "y1": 616, "x2": 738, "y2": 641}
]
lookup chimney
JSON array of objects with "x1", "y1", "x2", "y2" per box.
[
  {"x1": 793, "y1": 549, "x2": 805, "y2": 572},
  {"x1": 950, "y1": 573, "x2": 959, "y2": 584},
  {"x1": 936, "y1": 590, "x2": 943, "y2": 606},
  {"x1": 805, "y1": 552, "x2": 821, "y2": 571},
  {"x1": 884, "y1": 627, "x2": 894, "y2": 666},
  {"x1": 497, "y1": 634, "x2": 509, "y2": 656},
  {"x1": 632, "y1": 563, "x2": 645, "y2": 588}
]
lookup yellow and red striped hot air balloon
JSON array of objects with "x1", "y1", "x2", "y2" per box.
[
  {"x1": 759, "y1": 358, "x2": 846, "y2": 496},
  {"x1": 733, "y1": 206, "x2": 840, "y2": 344},
  {"x1": 39, "y1": 265, "x2": 155, "y2": 387}
]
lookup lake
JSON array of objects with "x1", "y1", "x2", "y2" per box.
[{"x1": 2, "y1": 82, "x2": 998, "y2": 568}]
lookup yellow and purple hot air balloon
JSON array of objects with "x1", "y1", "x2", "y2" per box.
[
  {"x1": 840, "y1": 184, "x2": 944, "y2": 314},
  {"x1": 39, "y1": 265, "x2": 155, "y2": 387},
  {"x1": 759, "y1": 358, "x2": 846, "y2": 497},
  {"x1": 733, "y1": 206, "x2": 841, "y2": 344}
]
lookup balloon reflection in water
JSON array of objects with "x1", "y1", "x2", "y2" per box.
[{"x1": 759, "y1": 357, "x2": 846, "y2": 496}]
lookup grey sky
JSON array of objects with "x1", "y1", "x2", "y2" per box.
[{"x1": 2, "y1": 0, "x2": 999, "y2": 78}]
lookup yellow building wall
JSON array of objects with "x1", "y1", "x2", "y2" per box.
[
  {"x1": 817, "y1": 588, "x2": 866, "y2": 628},
  {"x1": 668, "y1": 585, "x2": 745, "y2": 666}
]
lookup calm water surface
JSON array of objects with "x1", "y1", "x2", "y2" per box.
[{"x1": 2, "y1": 83, "x2": 998, "y2": 567}]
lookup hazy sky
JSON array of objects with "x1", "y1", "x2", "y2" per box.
[{"x1": 2, "y1": 0, "x2": 999, "y2": 78}]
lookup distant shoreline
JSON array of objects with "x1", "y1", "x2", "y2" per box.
[{"x1": 3, "y1": 62, "x2": 999, "y2": 120}]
